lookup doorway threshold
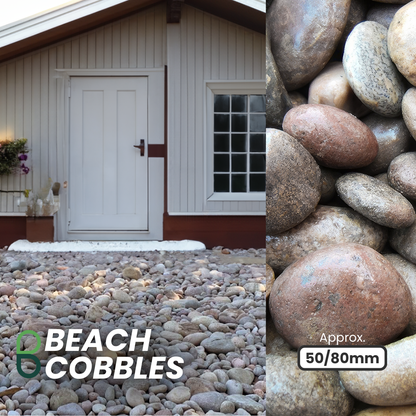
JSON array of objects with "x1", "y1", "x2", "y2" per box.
[{"x1": 8, "y1": 239, "x2": 206, "y2": 252}]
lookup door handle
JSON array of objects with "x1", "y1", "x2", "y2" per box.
[{"x1": 133, "y1": 139, "x2": 145, "y2": 156}]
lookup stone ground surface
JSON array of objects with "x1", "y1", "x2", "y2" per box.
[{"x1": 0, "y1": 247, "x2": 266, "y2": 416}]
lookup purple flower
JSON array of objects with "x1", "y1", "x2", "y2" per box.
[
  {"x1": 20, "y1": 163, "x2": 30, "y2": 174},
  {"x1": 18, "y1": 154, "x2": 28, "y2": 161}
]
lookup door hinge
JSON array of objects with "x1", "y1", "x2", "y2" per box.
[{"x1": 67, "y1": 80, "x2": 71, "y2": 98}]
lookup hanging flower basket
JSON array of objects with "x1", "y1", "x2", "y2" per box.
[{"x1": 0, "y1": 138, "x2": 30, "y2": 176}]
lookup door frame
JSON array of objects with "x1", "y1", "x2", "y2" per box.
[{"x1": 55, "y1": 68, "x2": 165, "y2": 241}]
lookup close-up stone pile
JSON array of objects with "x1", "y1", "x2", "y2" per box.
[{"x1": 266, "y1": 0, "x2": 416, "y2": 414}]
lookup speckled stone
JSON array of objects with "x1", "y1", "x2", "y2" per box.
[
  {"x1": 375, "y1": 173, "x2": 389, "y2": 185},
  {"x1": 266, "y1": 264, "x2": 275, "y2": 299},
  {"x1": 320, "y1": 168, "x2": 342, "y2": 204},
  {"x1": 353, "y1": 405, "x2": 416, "y2": 415},
  {"x1": 267, "y1": 205, "x2": 388, "y2": 274},
  {"x1": 384, "y1": 254, "x2": 416, "y2": 336},
  {"x1": 388, "y1": 152, "x2": 416, "y2": 200},
  {"x1": 366, "y1": 3, "x2": 402, "y2": 28},
  {"x1": 269, "y1": 243, "x2": 412, "y2": 348},
  {"x1": 402, "y1": 88, "x2": 416, "y2": 140},
  {"x1": 267, "y1": 0, "x2": 351, "y2": 91},
  {"x1": 388, "y1": 2, "x2": 416, "y2": 86},
  {"x1": 288, "y1": 92, "x2": 307, "y2": 107},
  {"x1": 266, "y1": 36, "x2": 292, "y2": 129},
  {"x1": 282, "y1": 104, "x2": 378, "y2": 169},
  {"x1": 266, "y1": 128, "x2": 321, "y2": 235},
  {"x1": 267, "y1": 351, "x2": 354, "y2": 416},
  {"x1": 343, "y1": 21, "x2": 406, "y2": 117},
  {"x1": 340, "y1": 335, "x2": 416, "y2": 406},
  {"x1": 360, "y1": 113, "x2": 413, "y2": 175},
  {"x1": 308, "y1": 62, "x2": 369, "y2": 117},
  {"x1": 336, "y1": 173, "x2": 415, "y2": 228}
]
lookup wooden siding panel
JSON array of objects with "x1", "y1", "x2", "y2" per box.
[
  {"x1": 15, "y1": 60, "x2": 24, "y2": 211},
  {"x1": 48, "y1": 48, "x2": 58, "y2": 185},
  {"x1": 167, "y1": 5, "x2": 265, "y2": 215},
  {"x1": 40, "y1": 51, "x2": 49, "y2": 194},
  {"x1": 6, "y1": 63, "x2": 16, "y2": 211},
  {"x1": 95, "y1": 28, "x2": 104, "y2": 68},
  {"x1": 179, "y1": 12, "x2": 188, "y2": 212},
  {"x1": 0, "y1": 65, "x2": 6, "y2": 212},
  {"x1": 186, "y1": 7, "x2": 196, "y2": 212},
  {"x1": 22, "y1": 57, "x2": 32, "y2": 198},
  {"x1": 194, "y1": 10, "x2": 204, "y2": 212}
]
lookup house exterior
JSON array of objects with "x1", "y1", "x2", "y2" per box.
[{"x1": 0, "y1": 0, "x2": 265, "y2": 248}]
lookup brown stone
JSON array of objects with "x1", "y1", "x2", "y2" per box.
[
  {"x1": 269, "y1": 243, "x2": 412, "y2": 348},
  {"x1": 282, "y1": 104, "x2": 378, "y2": 169},
  {"x1": 367, "y1": 3, "x2": 403, "y2": 28},
  {"x1": 308, "y1": 62, "x2": 369, "y2": 117},
  {"x1": 336, "y1": 173, "x2": 415, "y2": 228},
  {"x1": 266, "y1": 128, "x2": 321, "y2": 235},
  {"x1": 388, "y1": 2, "x2": 416, "y2": 86},
  {"x1": 388, "y1": 152, "x2": 416, "y2": 200},
  {"x1": 338, "y1": 0, "x2": 369, "y2": 49},
  {"x1": 353, "y1": 405, "x2": 416, "y2": 416},
  {"x1": 267, "y1": 351, "x2": 354, "y2": 416},
  {"x1": 340, "y1": 335, "x2": 416, "y2": 406},
  {"x1": 320, "y1": 168, "x2": 342, "y2": 204},
  {"x1": 402, "y1": 88, "x2": 416, "y2": 140},
  {"x1": 384, "y1": 254, "x2": 416, "y2": 336},
  {"x1": 267, "y1": 0, "x2": 351, "y2": 91},
  {"x1": 267, "y1": 206, "x2": 388, "y2": 274},
  {"x1": 266, "y1": 35, "x2": 292, "y2": 129},
  {"x1": 265, "y1": 264, "x2": 275, "y2": 299},
  {"x1": 288, "y1": 92, "x2": 307, "y2": 107},
  {"x1": 360, "y1": 113, "x2": 413, "y2": 175}
]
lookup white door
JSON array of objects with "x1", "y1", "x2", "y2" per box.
[{"x1": 69, "y1": 77, "x2": 148, "y2": 234}]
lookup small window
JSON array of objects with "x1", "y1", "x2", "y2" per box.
[{"x1": 213, "y1": 94, "x2": 266, "y2": 193}]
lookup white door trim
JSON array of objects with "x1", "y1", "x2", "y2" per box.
[{"x1": 55, "y1": 68, "x2": 165, "y2": 241}]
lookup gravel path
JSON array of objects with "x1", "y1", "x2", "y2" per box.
[{"x1": 0, "y1": 247, "x2": 266, "y2": 416}]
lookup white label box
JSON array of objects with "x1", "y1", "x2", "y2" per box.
[{"x1": 298, "y1": 346, "x2": 387, "y2": 370}]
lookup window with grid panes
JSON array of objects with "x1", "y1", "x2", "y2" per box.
[{"x1": 213, "y1": 94, "x2": 266, "y2": 193}]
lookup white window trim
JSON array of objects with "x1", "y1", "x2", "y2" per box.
[{"x1": 205, "y1": 80, "x2": 266, "y2": 203}]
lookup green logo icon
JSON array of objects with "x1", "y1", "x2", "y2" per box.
[{"x1": 16, "y1": 330, "x2": 42, "y2": 378}]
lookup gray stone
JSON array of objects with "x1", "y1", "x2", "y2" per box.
[
  {"x1": 343, "y1": 21, "x2": 406, "y2": 117},
  {"x1": 388, "y1": 152, "x2": 416, "y2": 200},
  {"x1": 336, "y1": 172, "x2": 415, "y2": 228},
  {"x1": 48, "y1": 302, "x2": 73, "y2": 318},
  {"x1": 266, "y1": 128, "x2": 321, "y2": 235},
  {"x1": 10, "y1": 260, "x2": 27, "y2": 271},
  {"x1": 50, "y1": 389, "x2": 79, "y2": 410},
  {"x1": 56, "y1": 403, "x2": 85, "y2": 416},
  {"x1": 267, "y1": 205, "x2": 388, "y2": 274},
  {"x1": 191, "y1": 392, "x2": 226, "y2": 413},
  {"x1": 67, "y1": 286, "x2": 87, "y2": 299},
  {"x1": 267, "y1": 351, "x2": 354, "y2": 415},
  {"x1": 227, "y1": 369, "x2": 254, "y2": 385},
  {"x1": 79, "y1": 265, "x2": 96, "y2": 276},
  {"x1": 166, "y1": 386, "x2": 191, "y2": 404},
  {"x1": 201, "y1": 337, "x2": 236, "y2": 354},
  {"x1": 228, "y1": 395, "x2": 264, "y2": 414},
  {"x1": 126, "y1": 388, "x2": 145, "y2": 407}
]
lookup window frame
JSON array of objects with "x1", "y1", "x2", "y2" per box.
[{"x1": 205, "y1": 80, "x2": 266, "y2": 202}]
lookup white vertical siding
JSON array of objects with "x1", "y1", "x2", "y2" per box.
[
  {"x1": 0, "y1": 4, "x2": 167, "y2": 212},
  {"x1": 167, "y1": 5, "x2": 266, "y2": 214}
]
